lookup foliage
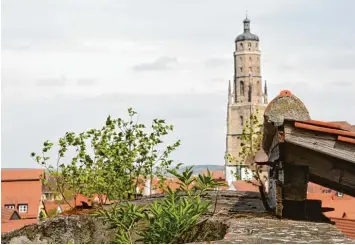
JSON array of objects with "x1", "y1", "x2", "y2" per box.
[
  {"x1": 31, "y1": 108, "x2": 181, "y2": 207},
  {"x1": 94, "y1": 202, "x2": 146, "y2": 244},
  {"x1": 95, "y1": 167, "x2": 226, "y2": 244},
  {"x1": 225, "y1": 109, "x2": 271, "y2": 211},
  {"x1": 139, "y1": 189, "x2": 210, "y2": 244},
  {"x1": 225, "y1": 109, "x2": 263, "y2": 182}
]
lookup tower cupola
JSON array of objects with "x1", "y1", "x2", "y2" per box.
[{"x1": 235, "y1": 17, "x2": 259, "y2": 42}]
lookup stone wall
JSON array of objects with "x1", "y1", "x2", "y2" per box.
[{"x1": 2, "y1": 191, "x2": 354, "y2": 244}]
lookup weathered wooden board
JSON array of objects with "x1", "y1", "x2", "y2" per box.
[{"x1": 284, "y1": 125, "x2": 355, "y2": 164}]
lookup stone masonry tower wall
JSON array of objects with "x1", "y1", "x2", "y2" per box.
[{"x1": 225, "y1": 17, "x2": 268, "y2": 184}]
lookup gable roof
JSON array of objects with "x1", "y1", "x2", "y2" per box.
[
  {"x1": 1, "y1": 219, "x2": 38, "y2": 234},
  {"x1": 1, "y1": 169, "x2": 43, "y2": 219},
  {"x1": 1, "y1": 169, "x2": 44, "y2": 181}
]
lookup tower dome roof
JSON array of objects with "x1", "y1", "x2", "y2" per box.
[{"x1": 235, "y1": 17, "x2": 259, "y2": 42}]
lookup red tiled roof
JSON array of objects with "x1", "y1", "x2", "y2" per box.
[
  {"x1": 1, "y1": 169, "x2": 44, "y2": 181},
  {"x1": 1, "y1": 208, "x2": 21, "y2": 223},
  {"x1": 1, "y1": 219, "x2": 38, "y2": 234},
  {"x1": 294, "y1": 120, "x2": 355, "y2": 145},
  {"x1": 307, "y1": 182, "x2": 333, "y2": 194},
  {"x1": 232, "y1": 180, "x2": 259, "y2": 192},
  {"x1": 307, "y1": 192, "x2": 355, "y2": 238},
  {"x1": 1, "y1": 169, "x2": 43, "y2": 219},
  {"x1": 42, "y1": 200, "x2": 60, "y2": 215},
  {"x1": 330, "y1": 121, "x2": 355, "y2": 132},
  {"x1": 330, "y1": 218, "x2": 355, "y2": 239},
  {"x1": 200, "y1": 170, "x2": 225, "y2": 181}
]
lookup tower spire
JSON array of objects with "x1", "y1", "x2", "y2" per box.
[
  {"x1": 243, "y1": 13, "x2": 250, "y2": 33},
  {"x1": 264, "y1": 80, "x2": 268, "y2": 104},
  {"x1": 228, "y1": 80, "x2": 231, "y2": 94}
]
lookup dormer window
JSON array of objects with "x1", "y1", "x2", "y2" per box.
[{"x1": 5, "y1": 204, "x2": 15, "y2": 209}]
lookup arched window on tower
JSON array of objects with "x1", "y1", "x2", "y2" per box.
[
  {"x1": 249, "y1": 57, "x2": 252, "y2": 64},
  {"x1": 240, "y1": 43, "x2": 244, "y2": 50},
  {"x1": 240, "y1": 81, "x2": 244, "y2": 96},
  {"x1": 256, "y1": 43, "x2": 258, "y2": 49},
  {"x1": 248, "y1": 85, "x2": 252, "y2": 102},
  {"x1": 248, "y1": 42, "x2": 252, "y2": 50},
  {"x1": 240, "y1": 116, "x2": 244, "y2": 126}
]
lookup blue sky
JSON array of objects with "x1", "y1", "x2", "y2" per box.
[{"x1": 2, "y1": 0, "x2": 355, "y2": 168}]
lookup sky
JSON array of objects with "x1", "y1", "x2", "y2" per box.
[{"x1": 2, "y1": 0, "x2": 355, "y2": 169}]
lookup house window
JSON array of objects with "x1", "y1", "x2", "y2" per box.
[
  {"x1": 18, "y1": 204, "x2": 28, "y2": 213},
  {"x1": 337, "y1": 192, "x2": 343, "y2": 197},
  {"x1": 5, "y1": 204, "x2": 15, "y2": 209},
  {"x1": 240, "y1": 81, "x2": 244, "y2": 96}
]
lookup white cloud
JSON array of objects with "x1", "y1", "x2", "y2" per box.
[{"x1": 2, "y1": 0, "x2": 355, "y2": 168}]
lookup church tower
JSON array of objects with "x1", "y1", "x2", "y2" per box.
[{"x1": 225, "y1": 17, "x2": 268, "y2": 184}]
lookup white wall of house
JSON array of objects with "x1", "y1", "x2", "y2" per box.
[
  {"x1": 143, "y1": 179, "x2": 151, "y2": 196},
  {"x1": 225, "y1": 166, "x2": 237, "y2": 184},
  {"x1": 241, "y1": 167, "x2": 253, "y2": 180}
]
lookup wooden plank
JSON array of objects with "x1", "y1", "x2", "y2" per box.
[{"x1": 284, "y1": 126, "x2": 355, "y2": 163}]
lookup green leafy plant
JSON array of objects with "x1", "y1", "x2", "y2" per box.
[
  {"x1": 139, "y1": 188, "x2": 210, "y2": 244},
  {"x1": 93, "y1": 202, "x2": 146, "y2": 244},
  {"x1": 31, "y1": 108, "x2": 181, "y2": 208},
  {"x1": 95, "y1": 167, "x2": 226, "y2": 244}
]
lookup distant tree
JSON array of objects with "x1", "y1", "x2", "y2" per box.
[
  {"x1": 31, "y1": 108, "x2": 180, "y2": 208},
  {"x1": 226, "y1": 109, "x2": 272, "y2": 212}
]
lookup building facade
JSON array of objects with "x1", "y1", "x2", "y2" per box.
[{"x1": 225, "y1": 17, "x2": 268, "y2": 184}]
